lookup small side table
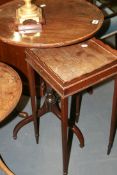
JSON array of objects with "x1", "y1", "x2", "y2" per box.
[{"x1": 24, "y1": 38, "x2": 117, "y2": 174}]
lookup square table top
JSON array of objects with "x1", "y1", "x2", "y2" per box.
[{"x1": 26, "y1": 38, "x2": 117, "y2": 97}]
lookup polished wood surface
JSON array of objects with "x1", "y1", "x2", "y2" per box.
[
  {"x1": 0, "y1": 62, "x2": 22, "y2": 122},
  {"x1": 0, "y1": 1, "x2": 27, "y2": 77},
  {"x1": 26, "y1": 38, "x2": 117, "y2": 97},
  {"x1": 0, "y1": 0, "x2": 103, "y2": 90},
  {"x1": 0, "y1": 0, "x2": 13, "y2": 5},
  {"x1": 21, "y1": 38, "x2": 117, "y2": 174},
  {"x1": 0, "y1": 0, "x2": 103, "y2": 48},
  {"x1": 0, "y1": 1, "x2": 27, "y2": 79}
]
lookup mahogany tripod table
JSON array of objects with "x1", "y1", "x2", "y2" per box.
[{"x1": 0, "y1": 0, "x2": 104, "y2": 174}]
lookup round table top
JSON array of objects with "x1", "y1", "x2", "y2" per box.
[
  {"x1": 0, "y1": 0, "x2": 104, "y2": 48},
  {"x1": 0, "y1": 62, "x2": 22, "y2": 122}
]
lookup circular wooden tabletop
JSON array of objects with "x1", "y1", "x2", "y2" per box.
[
  {"x1": 0, "y1": 62, "x2": 22, "y2": 122},
  {"x1": 0, "y1": 0, "x2": 104, "y2": 48}
]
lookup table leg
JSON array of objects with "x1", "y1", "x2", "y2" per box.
[
  {"x1": 61, "y1": 97, "x2": 68, "y2": 175},
  {"x1": 75, "y1": 88, "x2": 93, "y2": 123},
  {"x1": 27, "y1": 63, "x2": 39, "y2": 143},
  {"x1": 13, "y1": 63, "x2": 39, "y2": 143},
  {"x1": 107, "y1": 77, "x2": 117, "y2": 155},
  {"x1": 67, "y1": 94, "x2": 84, "y2": 169},
  {"x1": 75, "y1": 93, "x2": 82, "y2": 123},
  {"x1": 13, "y1": 87, "x2": 61, "y2": 140}
]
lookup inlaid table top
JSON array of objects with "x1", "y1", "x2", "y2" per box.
[
  {"x1": 0, "y1": 0, "x2": 104, "y2": 48},
  {"x1": 0, "y1": 62, "x2": 22, "y2": 122},
  {"x1": 26, "y1": 38, "x2": 117, "y2": 97}
]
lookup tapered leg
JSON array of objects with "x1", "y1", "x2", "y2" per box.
[
  {"x1": 75, "y1": 93, "x2": 82, "y2": 122},
  {"x1": 13, "y1": 87, "x2": 61, "y2": 139},
  {"x1": 68, "y1": 94, "x2": 84, "y2": 167},
  {"x1": 27, "y1": 63, "x2": 39, "y2": 144},
  {"x1": 67, "y1": 95, "x2": 76, "y2": 167},
  {"x1": 75, "y1": 88, "x2": 93, "y2": 123},
  {"x1": 107, "y1": 78, "x2": 117, "y2": 155},
  {"x1": 61, "y1": 98, "x2": 68, "y2": 175}
]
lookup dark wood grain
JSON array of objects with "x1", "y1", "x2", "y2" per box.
[
  {"x1": 24, "y1": 38, "x2": 117, "y2": 174},
  {"x1": 0, "y1": 0, "x2": 27, "y2": 86},
  {"x1": 0, "y1": 0, "x2": 104, "y2": 95},
  {"x1": 0, "y1": 0, "x2": 12, "y2": 5},
  {"x1": 26, "y1": 38, "x2": 117, "y2": 97},
  {"x1": 0, "y1": 0, "x2": 104, "y2": 48}
]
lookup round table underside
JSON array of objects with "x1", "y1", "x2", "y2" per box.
[
  {"x1": 0, "y1": 62, "x2": 22, "y2": 122},
  {"x1": 0, "y1": 0, "x2": 104, "y2": 48}
]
